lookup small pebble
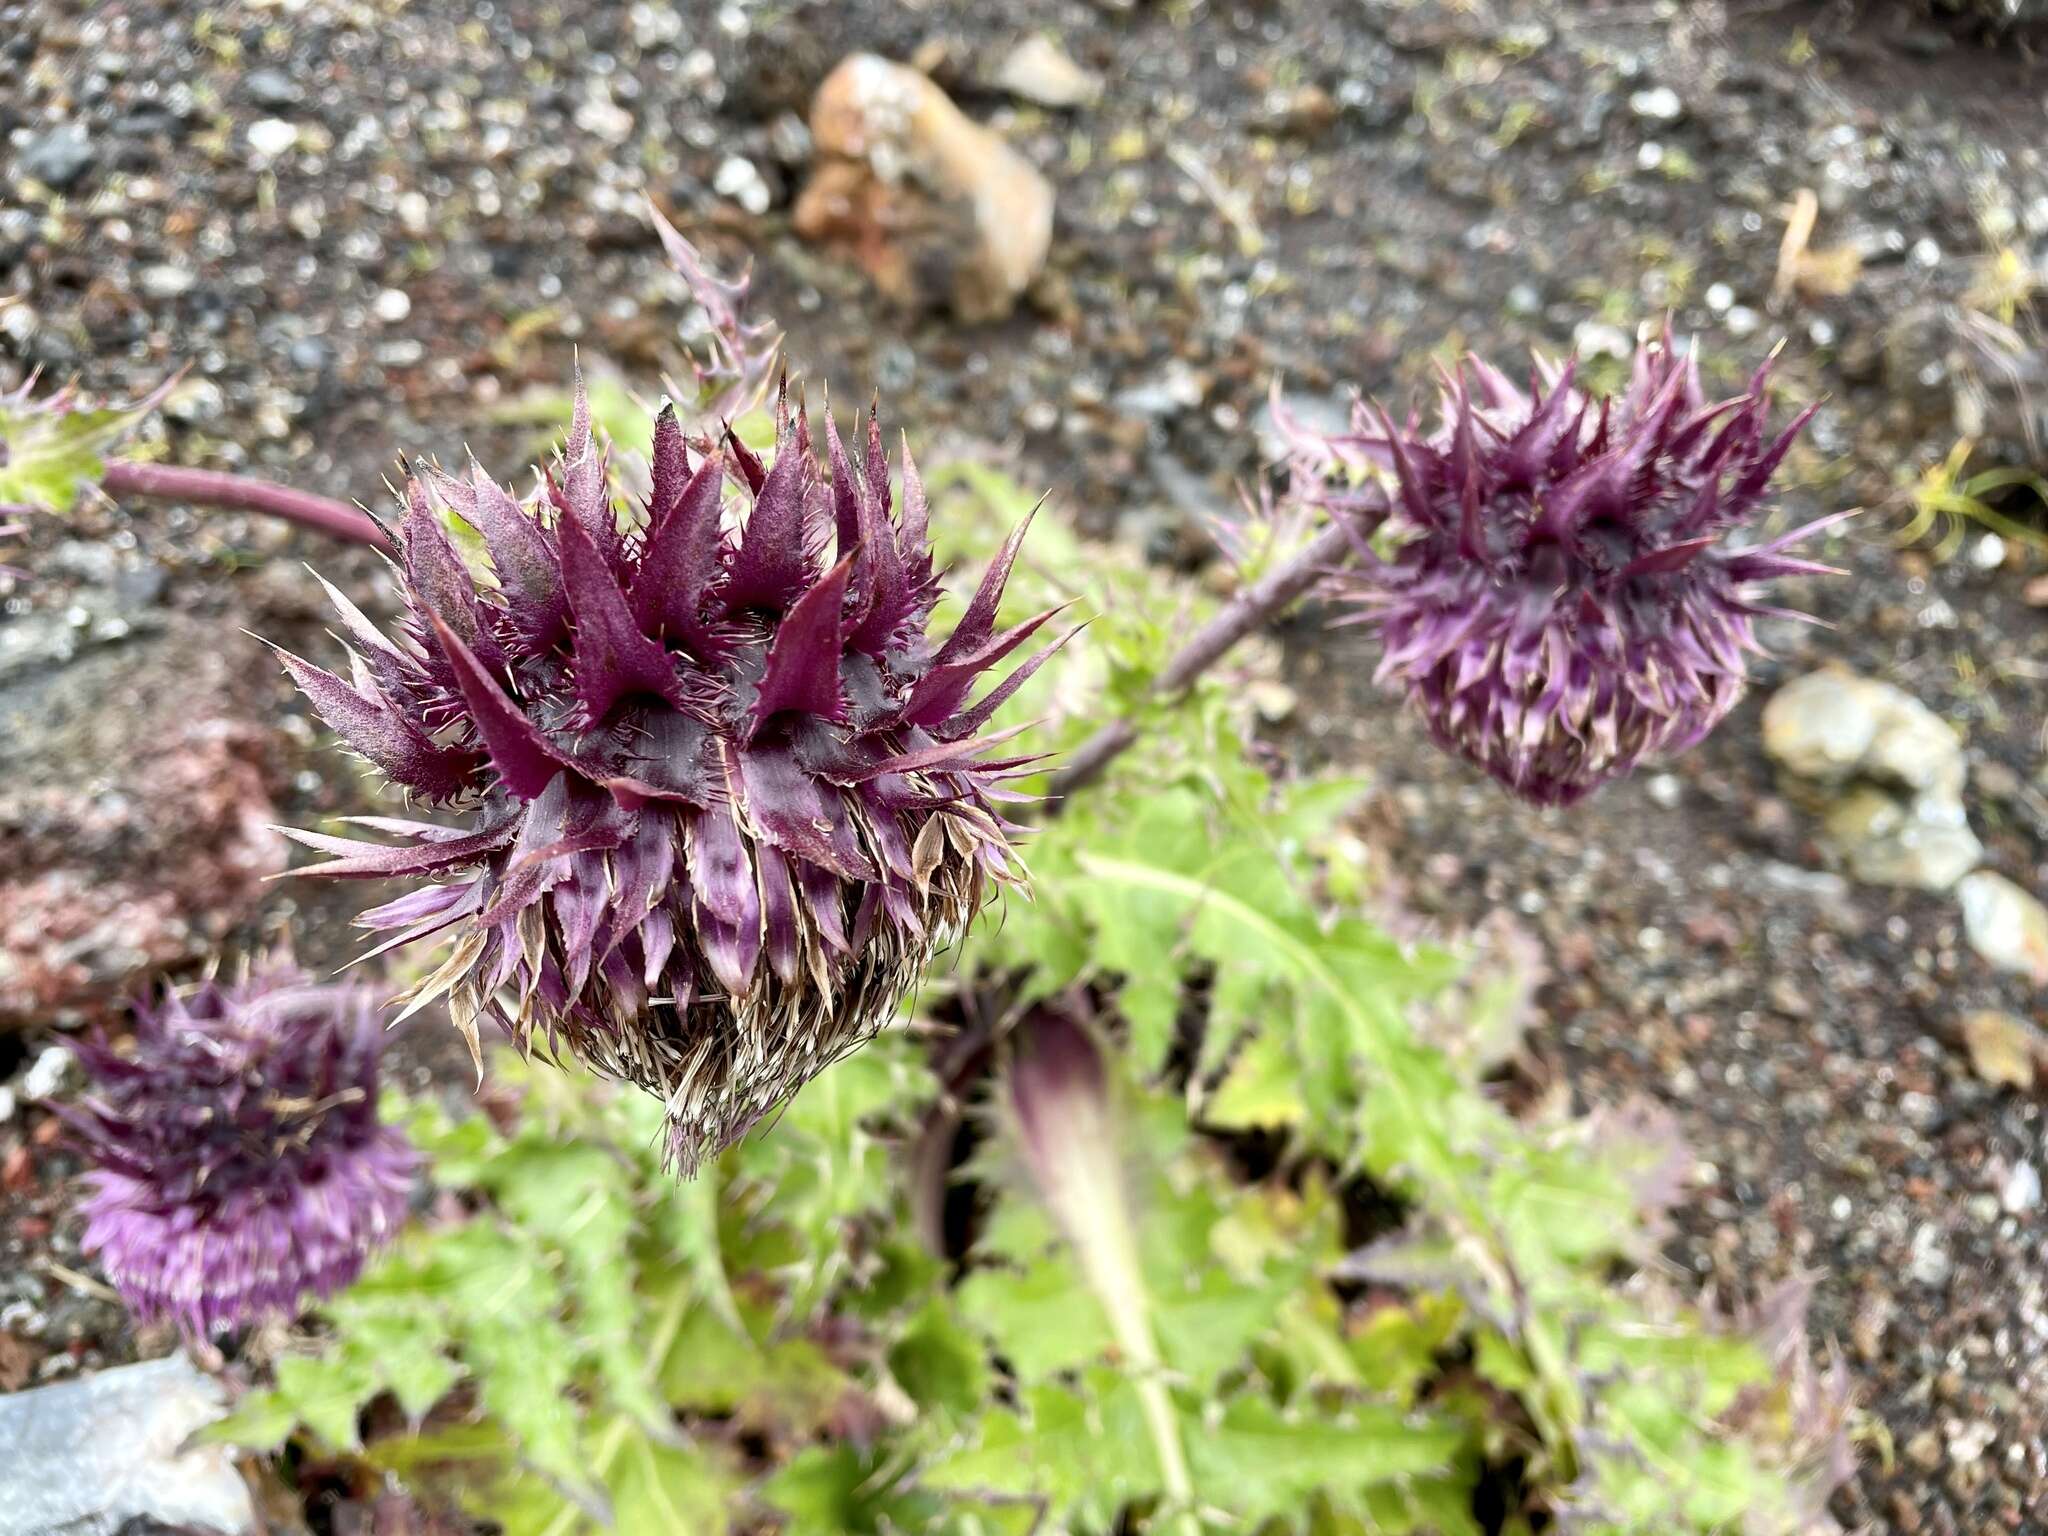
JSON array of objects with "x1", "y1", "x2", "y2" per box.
[
  {"x1": 713, "y1": 155, "x2": 772, "y2": 216},
  {"x1": 137, "y1": 265, "x2": 195, "y2": 299},
  {"x1": 1629, "y1": 86, "x2": 1683, "y2": 122},
  {"x1": 2001, "y1": 1161, "x2": 2041, "y2": 1215},
  {"x1": 246, "y1": 118, "x2": 300, "y2": 157},
  {"x1": 23, "y1": 1047, "x2": 74, "y2": 1101},
  {"x1": 243, "y1": 68, "x2": 304, "y2": 108}
]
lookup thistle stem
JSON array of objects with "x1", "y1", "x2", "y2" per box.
[
  {"x1": 100, "y1": 459, "x2": 392, "y2": 551},
  {"x1": 1044, "y1": 516, "x2": 1372, "y2": 808}
]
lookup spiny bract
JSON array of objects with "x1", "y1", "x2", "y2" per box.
[
  {"x1": 1282, "y1": 332, "x2": 1839, "y2": 805},
  {"x1": 278, "y1": 383, "x2": 1063, "y2": 1171},
  {"x1": 67, "y1": 964, "x2": 415, "y2": 1339}
]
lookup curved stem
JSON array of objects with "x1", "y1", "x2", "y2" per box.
[
  {"x1": 100, "y1": 459, "x2": 392, "y2": 551},
  {"x1": 1043, "y1": 517, "x2": 1371, "y2": 809}
]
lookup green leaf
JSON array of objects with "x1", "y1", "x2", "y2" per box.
[
  {"x1": 888, "y1": 1300, "x2": 993, "y2": 1422},
  {"x1": 423, "y1": 1220, "x2": 588, "y2": 1489},
  {"x1": 649, "y1": 1163, "x2": 743, "y2": 1332},
  {"x1": 734, "y1": 1031, "x2": 936, "y2": 1313},
  {"x1": 199, "y1": 1389, "x2": 302, "y2": 1454},
  {"x1": 922, "y1": 1371, "x2": 1161, "y2": 1532},
  {"x1": 482, "y1": 1141, "x2": 665, "y2": 1431},
  {"x1": 0, "y1": 393, "x2": 155, "y2": 513},
  {"x1": 272, "y1": 1351, "x2": 376, "y2": 1451},
  {"x1": 1345, "y1": 1293, "x2": 1464, "y2": 1406},
  {"x1": 956, "y1": 1250, "x2": 1113, "y2": 1381},
  {"x1": 1186, "y1": 1396, "x2": 1467, "y2": 1522},
  {"x1": 762, "y1": 1445, "x2": 942, "y2": 1536},
  {"x1": 1203, "y1": 1023, "x2": 1311, "y2": 1129},
  {"x1": 603, "y1": 1419, "x2": 734, "y2": 1535},
  {"x1": 656, "y1": 1300, "x2": 854, "y2": 1433}
]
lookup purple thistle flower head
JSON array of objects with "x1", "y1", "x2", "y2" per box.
[
  {"x1": 273, "y1": 229, "x2": 1066, "y2": 1172},
  {"x1": 1281, "y1": 329, "x2": 1842, "y2": 806},
  {"x1": 66, "y1": 963, "x2": 415, "y2": 1339}
]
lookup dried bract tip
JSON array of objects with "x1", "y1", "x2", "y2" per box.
[
  {"x1": 1284, "y1": 330, "x2": 1838, "y2": 805},
  {"x1": 649, "y1": 203, "x2": 784, "y2": 430},
  {"x1": 66, "y1": 963, "x2": 415, "y2": 1339}
]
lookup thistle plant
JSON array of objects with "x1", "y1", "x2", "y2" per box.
[
  {"x1": 1278, "y1": 332, "x2": 1840, "y2": 805},
  {"x1": 65, "y1": 963, "x2": 415, "y2": 1339},
  {"x1": 276, "y1": 375, "x2": 1064, "y2": 1170}
]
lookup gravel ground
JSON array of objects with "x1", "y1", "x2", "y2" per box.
[{"x1": 3, "y1": 0, "x2": 2046, "y2": 1530}]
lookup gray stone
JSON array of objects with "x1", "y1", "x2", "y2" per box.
[
  {"x1": 1765, "y1": 669, "x2": 1981, "y2": 892},
  {"x1": 1762, "y1": 669, "x2": 1965, "y2": 799},
  {"x1": 242, "y1": 67, "x2": 304, "y2": 107},
  {"x1": 0, "y1": 1354, "x2": 255, "y2": 1535},
  {"x1": 16, "y1": 123, "x2": 93, "y2": 190},
  {"x1": 1822, "y1": 786, "x2": 1983, "y2": 893},
  {"x1": 1253, "y1": 391, "x2": 1354, "y2": 465}
]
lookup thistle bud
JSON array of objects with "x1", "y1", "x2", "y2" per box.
[
  {"x1": 66, "y1": 965, "x2": 415, "y2": 1339},
  {"x1": 277, "y1": 282, "x2": 1063, "y2": 1169},
  {"x1": 1282, "y1": 331, "x2": 1841, "y2": 806}
]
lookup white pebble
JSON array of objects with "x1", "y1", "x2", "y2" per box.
[
  {"x1": 138, "y1": 264, "x2": 195, "y2": 298},
  {"x1": 1971, "y1": 533, "x2": 2006, "y2": 571},
  {"x1": 1630, "y1": 86, "x2": 1683, "y2": 122},
  {"x1": 1573, "y1": 320, "x2": 1632, "y2": 360},
  {"x1": 2001, "y1": 1161, "x2": 2041, "y2": 1214},
  {"x1": 1906, "y1": 1223, "x2": 1951, "y2": 1288},
  {"x1": 1705, "y1": 282, "x2": 1734, "y2": 313},
  {"x1": 713, "y1": 155, "x2": 771, "y2": 216},
  {"x1": 396, "y1": 190, "x2": 431, "y2": 234},
  {"x1": 373, "y1": 287, "x2": 412, "y2": 323},
  {"x1": 23, "y1": 1046, "x2": 73, "y2": 1101},
  {"x1": 246, "y1": 118, "x2": 300, "y2": 158}
]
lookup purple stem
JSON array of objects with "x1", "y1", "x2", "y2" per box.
[
  {"x1": 1043, "y1": 516, "x2": 1370, "y2": 808},
  {"x1": 101, "y1": 459, "x2": 391, "y2": 551}
]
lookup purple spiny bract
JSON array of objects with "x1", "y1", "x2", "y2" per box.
[
  {"x1": 1282, "y1": 330, "x2": 1841, "y2": 806},
  {"x1": 66, "y1": 964, "x2": 414, "y2": 1339},
  {"x1": 275, "y1": 379, "x2": 1064, "y2": 1172}
]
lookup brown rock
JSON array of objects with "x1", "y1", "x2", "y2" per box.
[
  {"x1": 1960, "y1": 1010, "x2": 2046, "y2": 1089},
  {"x1": 796, "y1": 53, "x2": 1055, "y2": 322},
  {"x1": 0, "y1": 617, "x2": 289, "y2": 1028}
]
